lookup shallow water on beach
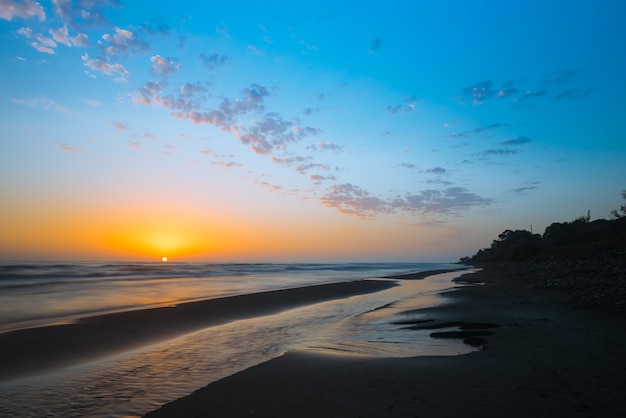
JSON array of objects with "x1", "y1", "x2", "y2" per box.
[
  {"x1": 0, "y1": 262, "x2": 456, "y2": 332},
  {"x1": 0, "y1": 266, "x2": 475, "y2": 418}
]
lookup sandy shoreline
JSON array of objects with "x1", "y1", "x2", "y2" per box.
[
  {"x1": 145, "y1": 266, "x2": 626, "y2": 418},
  {"x1": 0, "y1": 279, "x2": 397, "y2": 381}
]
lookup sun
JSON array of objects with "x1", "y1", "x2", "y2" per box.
[{"x1": 161, "y1": 256, "x2": 168, "y2": 262}]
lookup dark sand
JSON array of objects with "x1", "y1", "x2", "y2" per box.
[
  {"x1": 145, "y1": 266, "x2": 626, "y2": 418},
  {"x1": 0, "y1": 279, "x2": 396, "y2": 381}
]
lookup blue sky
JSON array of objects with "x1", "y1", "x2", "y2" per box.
[{"x1": 1, "y1": 0, "x2": 625, "y2": 261}]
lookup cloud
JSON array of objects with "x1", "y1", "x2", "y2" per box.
[
  {"x1": 553, "y1": 88, "x2": 592, "y2": 100},
  {"x1": 82, "y1": 53, "x2": 128, "y2": 81},
  {"x1": 86, "y1": 99, "x2": 101, "y2": 106},
  {"x1": 542, "y1": 69, "x2": 578, "y2": 85},
  {"x1": 70, "y1": 32, "x2": 90, "y2": 47},
  {"x1": 12, "y1": 96, "x2": 68, "y2": 112},
  {"x1": 199, "y1": 52, "x2": 230, "y2": 70},
  {"x1": 299, "y1": 40, "x2": 318, "y2": 54},
  {"x1": 309, "y1": 174, "x2": 337, "y2": 184},
  {"x1": 247, "y1": 45, "x2": 264, "y2": 56},
  {"x1": 112, "y1": 120, "x2": 130, "y2": 130},
  {"x1": 133, "y1": 80, "x2": 167, "y2": 104},
  {"x1": 210, "y1": 161, "x2": 242, "y2": 168},
  {"x1": 0, "y1": 0, "x2": 45, "y2": 21},
  {"x1": 179, "y1": 82, "x2": 208, "y2": 97},
  {"x1": 460, "y1": 80, "x2": 496, "y2": 104},
  {"x1": 52, "y1": 142, "x2": 79, "y2": 153},
  {"x1": 100, "y1": 27, "x2": 148, "y2": 56},
  {"x1": 46, "y1": 26, "x2": 89, "y2": 48},
  {"x1": 519, "y1": 90, "x2": 548, "y2": 99},
  {"x1": 398, "y1": 187, "x2": 492, "y2": 215},
  {"x1": 320, "y1": 183, "x2": 391, "y2": 218},
  {"x1": 510, "y1": 186, "x2": 538, "y2": 194},
  {"x1": 167, "y1": 83, "x2": 270, "y2": 131},
  {"x1": 150, "y1": 55, "x2": 179, "y2": 77},
  {"x1": 128, "y1": 141, "x2": 143, "y2": 150},
  {"x1": 49, "y1": 26, "x2": 71, "y2": 46},
  {"x1": 510, "y1": 180, "x2": 542, "y2": 194},
  {"x1": 320, "y1": 184, "x2": 492, "y2": 219},
  {"x1": 425, "y1": 167, "x2": 446, "y2": 175},
  {"x1": 52, "y1": 0, "x2": 120, "y2": 29},
  {"x1": 368, "y1": 38, "x2": 383, "y2": 54},
  {"x1": 138, "y1": 20, "x2": 170, "y2": 37},
  {"x1": 308, "y1": 141, "x2": 341, "y2": 152},
  {"x1": 236, "y1": 112, "x2": 312, "y2": 155},
  {"x1": 500, "y1": 136, "x2": 531, "y2": 146},
  {"x1": 482, "y1": 149, "x2": 518, "y2": 156},
  {"x1": 17, "y1": 26, "x2": 57, "y2": 53},
  {"x1": 497, "y1": 81, "x2": 519, "y2": 98},
  {"x1": 473, "y1": 123, "x2": 509, "y2": 133},
  {"x1": 447, "y1": 122, "x2": 509, "y2": 140},
  {"x1": 386, "y1": 96, "x2": 418, "y2": 114}
]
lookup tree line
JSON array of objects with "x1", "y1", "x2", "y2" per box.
[{"x1": 460, "y1": 190, "x2": 626, "y2": 263}]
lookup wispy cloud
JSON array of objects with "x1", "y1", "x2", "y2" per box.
[
  {"x1": 0, "y1": 0, "x2": 45, "y2": 21},
  {"x1": 500, "y1": 136, "x2": 532, "y2": 146},
  {"x1": 210, "y1": 161, "x2": 242, "y2": 168},
  {"x1": 320, "y1": 183, "x2": 392, "y2": 218},
  {"x1": 386, "y1": 96, "x2": 418, "y2": 114},
  {"x1": 52, "y1": 142, "x2": 79, "y2": 153},
  {"x1": 199, "y1": 52, "x2": 230, "y2": 70},
  {"x1": 458, "y1": 70, "x2": 591, "y2": 107},
  {"x1": 482, "y1": 149, "x2": 518, "y2": 156},
  {"x1": 447, "y1": 122, "x2": 509, "y2": 139},
  {"x1": 425, "y1": 167, "x2": 446, "y2": 175},
  {"x1": 12, "y1": 96, "x2": 68, "y2": 112},
  {"x1": 307, "y1": 141, "x2": 341, "y2": 152},
  {"x1": 553, "y1": 88, "x2": 592, "y2": 100},
  {"x1": 541, "y1": 69, "x2": 578, "y2": 85},
  {"x1": 320, "y1": 184, "x2": 492, "y2": 219},
  {"x1": 497, "y1": 81, "x2": 519, "y2": 98},
  {"x1": 459, "y1": 80, "x2": 496, "y2": 105},
  {"x1": 128, "y1": 141, "x2": 143, "y2": 150},
  {"x1": 112, "y1": 120, "x2": 130, "y2": 130},
  {"x1": 52, "y1": 0, "x2": 120, "y2": 29}
]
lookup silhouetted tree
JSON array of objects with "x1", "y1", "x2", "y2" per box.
[{"x1": 611, "y1": 190, "x2": 626, "y2": 219}]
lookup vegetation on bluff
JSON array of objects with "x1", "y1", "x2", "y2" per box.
[{"x1": 461, "y1": 190, "x2": 626, "y2": 263}]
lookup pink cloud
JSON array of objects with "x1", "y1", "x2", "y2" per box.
[
  {"x1": 17, "y1": 26, "x2": 57, "y2": 53},
  {"x1": 12, "y1": 96, "x2": 68, "y2": 112},
  {"x1": 82, "y1": 53, "x2": 128, "y2": 81},
  {"x1": 0, "y1": 0, "x2": 45, "y2": 21},
  {"x1": 150, "y1": 55, "x2": 179, "y2": 77}
]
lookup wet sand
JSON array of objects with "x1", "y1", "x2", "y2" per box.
[
  {"x1": 145, "y1": 266, "x2": 626, "y2": 418},
  {"x1": 0, "y1": 279, "x2": 396, "y2": 381}
]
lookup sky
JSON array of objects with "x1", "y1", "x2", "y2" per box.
[{"x1": 1, "y1": 0, "x2": 625, "y2": 262}]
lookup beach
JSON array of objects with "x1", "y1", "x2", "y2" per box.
[
  {"x1": 145, "y1": 264, "x2": 626, "y2": 418},
  {"x1": 0, "y1": 279, "x2": 397, "y2": 381}
]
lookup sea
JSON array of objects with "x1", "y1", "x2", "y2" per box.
[{"x1": 0, "y1": 261, "x2": 474, "y2": 417}]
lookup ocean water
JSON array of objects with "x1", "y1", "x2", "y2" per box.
[{"x1": 0, "y1": 262, "x2": 474, "y2": 417}]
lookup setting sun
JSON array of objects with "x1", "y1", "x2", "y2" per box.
[{"x1": 161, "y1": 256, "x2": 168, "y2": 262}]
